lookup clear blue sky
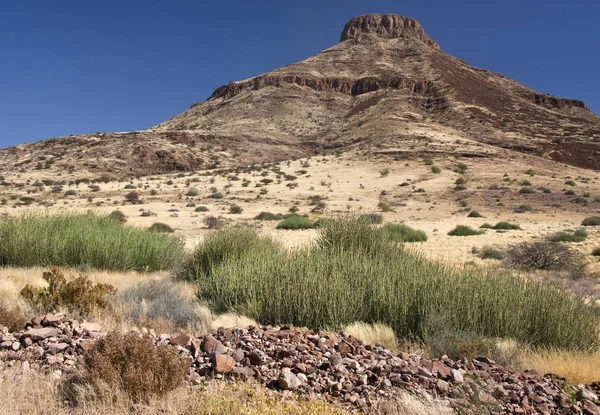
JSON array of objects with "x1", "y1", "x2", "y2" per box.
[{"x1": 1, "y1": 0, "x2": 598, "y2": 149}]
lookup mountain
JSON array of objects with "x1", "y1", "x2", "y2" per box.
[{"x1": 2, "y1": 13, "x2": 599, "y2": 177}]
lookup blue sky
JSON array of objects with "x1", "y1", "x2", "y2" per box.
[{"x1": 1, "y1": 0, "x2": 598, "y2": 149}]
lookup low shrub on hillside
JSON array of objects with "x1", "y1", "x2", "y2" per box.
[
  {"x1": 195, "y1": 206, "x2": 209, "y2": 212},
  {"x1": 477, "y1": 246, "x2": 505, "y2": 260},
  {"x1": 0, "y1": 213, "x2": 184, "y2": 271},
  {"x1": 519, "y1": 187, "x2": 536, "y2": 194},
  {"x1": 582, "y1": 216, "x2": 600, "y2": 226},
  {"x1": 229, "y1": 204, "x2": 243, "y2": 214},
  {"x1": 431, "y1": 166, "x2": 441, "y2": 174},
  {"x1": 186, "y1": 188, "x2": 199, "y2": 197},
  {"x1": 504, "y1": 241, "x2": 584, "y2": 272},
  {"x1": 467, "y1": 211, "x2": 482, "y2": 218},
  {"x1": 448, "y1": 225, "x2": 485, "y2": 236},
  {"x1": 78, "y1": 332, "x2": 188, "y2": 403},
  {"x1": 192, "y1": 217, "x2": 598, "y2": 350},
  {"x1": 276, "y1": 215, "x2": 314, "y2": 230},
  {"x1": 107, "y1": 210, "x2": 127, "y2": 224},
  {"x1": 483, "y1": 221, "x2": 520, "y2": 230},
  {"x1": 20, "y1": 267, "x2": 115, "y2": 317},
  {"x1": 254, "y1": 211, "x2": 283, "y2": 221},
  {"x1": 382, "y1": 223, "x2": 427, "y2": 242},
  {"x1": 591, "y1": 248, "x2": 600, "y2": 257},
  {"x1": 148, "y1": 222, "x2": 175, "y2": 233},
  {"x1": 548, "y1": 229, "x2": 588, "y2": 243}
]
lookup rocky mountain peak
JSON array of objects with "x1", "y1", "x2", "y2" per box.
[{"x1": 340, "y1": 13, "x2": 440, "y2": 49}]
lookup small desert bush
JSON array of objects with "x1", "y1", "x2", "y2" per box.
[
  {"x1": 254, "y1": 211, "x2": 283, "y2": 221},
  {"x1": 276, "y1": 215, "x2": 313, "y2": 230},
  {"x1": 195, "y1": 206, "x2": 209, "y2": 212},
  {"x1": 504, "y1": 241, "x2": 585, "y2": 272},
  {"x1": 20, "y1": 267, "x2": 115, "y2": 317},
  {"x1": 519, "y1": 187, "x2": 536, "y2": 194},
  {"x1": 490, "y1": 221, "x2": 521, "y2": 230},
  {"x1": 209, "y1": 192, "x2": 223, "y2": 199},
  {"x1": 382, "y1": 223, "x2": 427, "y2": 242},
  {"x1": 592, "y1": 248, "x2": 600, "y2": 257},
  {"x1": 467, "y1": 211, "x2": 482, "y2": 218},
  {"x1": 456, "y1": 163, "x2": 468, "y2": 174},
  {"x1": 477, "y1": 246, "x2": 504, "y2": 260},
  {"x1": 124, "y1": 184, "x2": 136, "y2": 190},
  {"x1": 229, "y1": 204, "x2": 243, "y2": 214},
  {"x1": 124, "y1": 191, "x2": 139, "y2": 202},
  {"x1": 448, "y1": 225, "x2": 485, "y2": 236},
  {"x1": 377, "y1": 201, "x2": 392, "y2": 212},
  {"x1": 564, "y1": 189, "x2": 576, "y2": 196},
  {"x1": 565, "y1": 180, "x2": 576, "y2": 187},
  {"x1": 313, "y1": 218, "x2": 334, "y2": 228},
  {"x1": 431, "y1": 166, "x2": 441, "y2": 174},
  {"x1": 186, "y1": 188, "x2": 199, "y2": 197},
  {"x1": 548, "y1": 229, "x2": 588, "y2": 243},
  {"x1": 0, "y1": 302, "x2": 29, "y2": 331},
  {"x1": 107, "y1": 210, "x2": 127, "y2": 224},
  {"x1": 582, "y1": 216, "x2": 600, "y2": 226},
  {"x1": 379, "y1": 168, "x2": 390, "y2": 177},
  {"x1": 513, "y1": 204, "x2": 533, "y2": 213},
  {"x1": 80, "y1": 331, "x2": 188, "y2": 403},
  {"x1": 204, "y1": 216, "x2": 221, "y2": 229},
  {"x1": 0, "y1": 213, "x2": 184, "y2": 271},
  {"x1": 196, "y1": 218, "x2": 599, "y2": 350},
  {"x1": 455, "y1": 177, "x2": 466, "y2": 185},
  {"x1": 118, "y1": 279, "x2": 211, "y2": 331},
  {"x1": 148, "y1": 222, "x2": 175, "y2": 233},
  {"x1": 183, "y1": 227, "x2": 280, "y2": 282}
]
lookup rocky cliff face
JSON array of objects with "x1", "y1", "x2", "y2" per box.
[{"x1": 340, "y1": 14, "x2": 440, "y2": 49}]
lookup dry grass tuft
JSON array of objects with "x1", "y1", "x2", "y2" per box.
[
  {"x1": 211, "y1": 313, "x2": 257, "y2": 331},
  {"x1": 344, "y1": 322, "x2": 398, "y2": 353},
  {"x1": 521, "y1": 349, "x2": 600, "y2": 384}
]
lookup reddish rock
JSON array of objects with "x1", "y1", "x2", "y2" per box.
[{"x1": 211, "y1": 354, "x2": 236, "y2": 373}]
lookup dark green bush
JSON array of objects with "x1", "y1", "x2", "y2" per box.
[
  {"x1": 148, "y1": 222, "x2": 175, "y2": 233},
  {"x1": 254, "y1": 211, "x2": 284, "y2": 221},
  {"x1": 448, "y1": 225, "x2": 485, "y2": 236},
  {"x1": 195, "y1": 206, "x2": 209, "y2": 212},
  {"x1": 383, "y1": 223, "x2": 427, "y2": 242},
  {"x1": 276, "y1": 215, "x2": 314, "y2": 230},
  {"x1": 519, "y1": 187, "x2": 536, "y2": 194},
  {"x1": 107, "y1": 210, "x2": 127, "y2": 224},
  {"x1": 582, "y1": 216, "x2": 600, "y2": 226},
  {"x1": 467, "y1": 211, "x2": 482, "y2": 218},
  {"x1": 548, "y1": 229, "x2": 588, "y2": 243}
]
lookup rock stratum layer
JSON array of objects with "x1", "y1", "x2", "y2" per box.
[{"x1": 1, "y1": 13, "x2": 599, "y2": 176}]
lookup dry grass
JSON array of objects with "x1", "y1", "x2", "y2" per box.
[
  {"x1": 211, "y1": 313, "x2": 258, "y2": 331},
  {"x1": 0, "y1": 371, "x2": 347, "y2": 415},
  {"x1": 521, "y1": 349, "x2": 600, "y2": 384},
  {"x1": 344, "y1": 322, "x2": 399, "y2": 353}
]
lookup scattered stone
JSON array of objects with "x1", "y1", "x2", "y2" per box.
[{"x1": 278, "y1": 368, "x2": 304, "y2": 390}]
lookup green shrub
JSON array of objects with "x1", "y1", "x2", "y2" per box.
[
  {"x1": 195, "y1": 206, "x2": 209, "y2": 212},
  {"x1": 548, "y1": 229, "x2": 588, "y2": 243},
  {"x1": 0, "y1": 213, "x2": 183, "y2": 271},
  {"x1": 480, "y1": 223, "x2": 493, "y2": 229},
  {"x1": 491, "y1": 222, "x2": 521, "y2": 230},
  {"x1": 565, "y1": 190, "x2": 576, "y2": 196},
  {"x1": 186, "y1": 188, "x2": 199, "y2": 197},
  {"x1": 582, "y1": 216, "x2": 600, "y2": 226},
  {"x1": 456, "y1": 163, "x2": 468, "y2": 174},
  {"x1": 431, "y1": 166, "x2": 441, "y2": 174},
  {"x1": 107, "y1": 210, "x2": 127, "y2": 224},
  {"x1": 379, "y1": 168, "x2": 390, "y2": 177},
  {"x1": 448, "y1": 225, "x2": 485, "y2": 236},
  {"x1": 196, "y1": 220, "x2": 598, "y2": 350},
  {"x1": 519, "y1": 187, "x2": 536, "y2": 194},
  {"x1": 467, "y1": 211, "x2": 482, "y2": 218},
  {"x1": 182, "y1": 227, "x2": 280, "y2": 281},
  {"x1": 565, "y1": 180, "x2": 576, "y2": 187},
  {"x1": 382, "y1": 224, "x2": 427, "y2": 242},
  {"x1": 504, "y1": 241, "x2": 585, "y2": 275},
  {"x1": 513, "y1": 205, "x2": 533, "y2": 213},
  {"x1": 455, "y1": 185, "x2": 467, "y2": 191},
  {"x1": 455, "y1": 177, "x2": 466, "y2": 185},
  {"x1": 209, "y1": 192, "x2": 223, "y2": 199},
  {"x1": 204, "y1": 216, "x2": 221, "y2": 229},
  {"x1": 521, "y1": 180, "x2": 532, "y2": 186},
  {"x1": 276, "y1": 215, "x2": 314, "y2": 230},
  {"x1": 313, "y1": 218, "x2": 334, "y2": 228},
  {"x1": 20, "y1": 267, "x2": 115, "y2": 317},
  {"x1": 254, "y1": 211, "x2": 283, "y2": 221},
  {"x1": 377, "y1": 201, "x2": 392, "y2": 212},
  {"x1": 124, "y1": 184, "x2": 137, "y2": 190},
  {"x1": 81, "y1": 332, "x2": 188, "y2": 403},
  {"x1": 148, "y1": 222, "x2": 175, "y2": 233},
  {"x1": 591, "y1": 248, "x2": 600, "y2": 257},
  {"x1": 65, "y1": 190, "x2": 77, "y2": 196},
  {"x1": 572, "y1": 197, "x2": 588, "y2": 205}
]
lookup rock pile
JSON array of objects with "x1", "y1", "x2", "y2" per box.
[{"x1": 2, "y1": 314, "x2": 600, "y2": 414}]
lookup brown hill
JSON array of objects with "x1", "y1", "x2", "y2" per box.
[{"x1": 2, "y1": 13, "x2": 599, "y2": 177}]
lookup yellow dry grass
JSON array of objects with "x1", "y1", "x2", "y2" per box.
[
  {"x1": 344, "y1": 322, "x2": 399, "y2": 353},
  {"x1": 0, "y1": 370, "x2": 348, "y2": 415},
  {"x1": 521, "y1": 349, "x2": 600, "y2": 385}
]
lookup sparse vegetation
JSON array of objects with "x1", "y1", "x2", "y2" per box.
[
  {"x1": 229, "y1": 204, "x2": 243, "y2": 214},
  {"x1": 448, "y1": 225, "x2": 485, "y2": 236},
  {"x1": 107, "y1": 210, "x2": 127, "y2": 224},
  {"x1": 467, "y1": 211, "x2": 482, "y2": 218},
  {"x1": 504, "y1": 241, "x2": 585, "y2": 273},
  {"x1": 254, "y1": 211, "x2": 283, "y2": 221},
  {"x1": 431, "y1": 166, "x2": 441, "y2": 174},
  {"x1": 519, "y1": 187, "x2": 536, "y2": 194},
  {"x1": 195, "y1": 206, "x2": 209, "y2": 212},
  {"x1": 382, "y1": 223, "x2": 427, "y2": 242},
  {"x1": 148, "y1": 222, "x2": 175, "y2": 233},
  {"x1": 276, "y1": 215, "x2": 314, "y2": 230},
  {"x1": 477, "y1": 246, "x2": 504, "y2": 260},
  {"x1": 548, "y1": 229, "x2": 588, "y2": 243},
  {"x1": 582, "y1": 216, "x2": 600, "y2": 226},
  {"x1": 186, "y1": 188, "x2": 199, "y2": 196}
]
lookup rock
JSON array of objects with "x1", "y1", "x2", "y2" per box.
[
  {"x1": 577, "y1": 388, "x2": 599, "y2": 402},
  {"x1": 42, "y1": 313, "x2": 64, "y2": 326},
  {"x1": 202, "y1": 335, "x2": 222, "y2": 354},
  {"x1": 278, "y1": 368, "x2": 304, "y2": 390},
  {"x1": 211, "y1": 354, "x2": 236, "y2": 373},
  {"x1": 451, "y1": 368, "x2": 464, "y2": 384},
  {"x1": 11, "y1": 342, "x2": 20, "y2": 351},
  {"x1": 584, "y1": 402, "x2": 600, "y2": 415},
  {"x1": 23, "y1": 327, "x2": 59, "y2": 341},
  {"x1": 48, "y1": 342, "x2": 69, "y2": 355},
  {"x1": 170, "y1": 333, "x2": 192, "y2": 347},
  {"x1": 232, "y1": 366, "x2": 255, "y2": 379},
  {"x1": 437, "y1": 379, "x2": 450, "y2": 394},
  {"x1": 248, "y1": 351, "x2": 262, "y2": 365},
  {"x1": 79, "y1": 340, "x2": 94, "y2": 351}
]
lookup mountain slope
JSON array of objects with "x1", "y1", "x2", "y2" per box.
[{"x1": 2, "y1": 13, "x2": 599, "y2": 177}]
